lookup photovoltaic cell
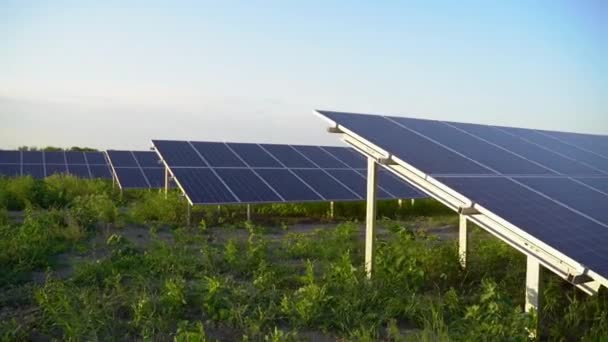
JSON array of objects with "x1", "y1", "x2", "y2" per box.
[
  {"x1": 0, "y1": 164, "x2": 21, "y2": 177},
  {"x1": 292, "y1": 169, "x2": 358, "y2": 200},
  {"x1": 541, "y1": 131, "x2": 608, "y2": 159},
  {"x1": 292, "y1": 145, "x2": 348, "y2": 168},
  {"x1": 226, "y1": 143, "x2": 282, "y2": 167},
  {"x1": 447, "y1": 122, "x2": 601, "y2": 176},
  {"x1": 172, "y1": 168, "x2": 237, "y2": 204},
  {"x1": 256, "y1": 169, "x2": 322, "y2": 201},
  {"x1": 515, "y1": 177, "x2": 608, "y2": 225},
  {"x1": 321, "y1": 146, "x2": 366, "y2": 168},
  {"x1": 107, "y1": 150, "x2": 138, "y2": 167},
  {"x1": 191, "y1": 142, "x2": 245, "y2": 167},
  {"x1": 113, "y1": 168, "x2": 148, "y2": 188},
  {"x1": 0, "y1": 151, "x2": 20, "y2": 164},
  {"x1": 89, "y1": 165, "x2": 112, "y2": 179},
  {"x1": 575, "y1": 178, "x2": 608, "y2": 195},
  {"x1": 67, "y1": 164, "x2": 91, "y2": 178},
  {"x1": 501, "y1": 127, "x2": 608, "y2": 173},
  {"x1": 46, "y1": 164, "x2": 68, "y2": 176},
  {"x1": 142, "y1": 168, "x2": 165, "y2": 188},
  {"x1": 319, "y1": 111, "x2": 493, "y2": 175},
  {"x1": 65, "y1": 152, "x2": 86, "y2": 164},
  {"x1": 215, "y1": 168, "x2": 282, "y2": 203},
  {"x1": 133, "y1": 151, "x2": 160, "y2": 167},
  {"x1": 85, "y1": 152, "x2": 107, "y2": 165},
  {"x1": 22, "y1": 151, "x2": 43, "y2": 164},
  {"x1": 45, "y1": 151, "x2": 66, "y2": 164},
  {"x1": 22, "y1": 164, "x2": 45, "y2": 179},
  {"x1": 153, "y1": 140, "x2": 206, "y2": 167},
  {"x1": 390, "y1": 117, "x2": 552, "y2": 175},
  {"x1": 378, "y1": 171, "x2": 424, "y2": 199},
  {"x1": 260, "y1": 144, "x2": 316, "y2": 168}
]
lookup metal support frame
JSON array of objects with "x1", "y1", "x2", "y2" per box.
[
  {"x1": 246, "y1": 204, "x2": 252, "y2": 221},
  {"x1": 365, "y1": 157, "x2": 378, "y2": 278},
  {"x1": 411, "y1": 198, "x2": 415, "y2": 206},
  {"x1": 164, "y1": 167, "x2": 169, "y2": 199},
  {"x1": 398, "y1": 199, "x2": 403, "y2": 208},
  {"x1": 330, "y1": 201, "x2": 335, "y2": 219},
  {"x1": 459, "y1": 214, "x2": 468, "y2": 268},
  {"x1": 525, "y1": 256, "x2": 541, "y2": 313}
]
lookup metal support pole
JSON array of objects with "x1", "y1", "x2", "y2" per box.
[
  {"x1": 330, "y1": 201, "x2": 334, "y2": 219},
  {"x1": 246, "y1": 204, "x2": 251, "y2": 221},
  {"x1": 398, "y1": 199, "x2": 403, "y2": 208},
  {"x1": 411, "y1": 198, "x2": 415, "y2": 206},
  {"x1": 164, "y1": 167, "x2": 169, "y2": 199},
  {"x1": 525, "y1": 256, "x2": 541, "y2": 313},
  {"x1": 365, "y1": 157, "x2": 378, "y2": 278},
  {"x1": 459, "y1": 214, "x2": 468, "y2": 268}
]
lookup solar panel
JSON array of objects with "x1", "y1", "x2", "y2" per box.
[
  {"x1": 0, "y1": 150, "x2": 112, "y2": 180},
  {"x1": 46, "y1": 164, "x2": 68, "y2": 176},
  {"x1": 22, "y1": 164, "x2": 45, "y2": 179},
  {"x1": 45, "y1": 151, "x2": 66, "y2": 164},
  {"x1": 152, "y1": 140, "x2": 426, "y2": 205},
  {"x1": 0, "y1": 164, "x2": 20, "y2": 177},
  {"x1": 320, "y1": 146, "x2": 366, "y2": 168},
  {"x1": 67, "y1": 164, "x2": 91, "y2": 178},
  {"x1": 316, "y1": 109, "x2": 608, "y2": 282},
  {"x1": 0, "y1": 151, "x2": 20, "y2": 164},
  {"x1": 22, "y1": 151, "x2": 43, "y2": 164},
  {"x1": 106, "y1": 150, "x2": 163, "y2": 189},
  {"x1": 65, "y1": 152, "x2": 86, "y2": 164}
]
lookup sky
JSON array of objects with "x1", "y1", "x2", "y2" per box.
[{"x1": 1, "y1": 0, "x2": 606, "y2": 150}]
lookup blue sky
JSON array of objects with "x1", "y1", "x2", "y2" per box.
[{"x1": 1, "y1": 0, "x2": 606, "y2": 149}]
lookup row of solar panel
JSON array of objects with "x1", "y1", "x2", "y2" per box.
[
  {"x1": 317, "y1": 110, "x2": 608, "y2": 278},
  {"x1": 0, "y1": 151, "x2": 112, "y2": 179},
  {"x1": 106, "y1": 150, "x2": 164, "y2": 189},
  {"x1": 152, "y1": 140, "x2": 366, "y2": 169},
  {"x1": 320, "y1": 111, "x2": 608, "y2": 176},
  {"x1": 152, "y1": 141, "x2": 425, "y2": 204},
  {"x1": 171, "y1": 167, "x2": 423, "y2": 204}
]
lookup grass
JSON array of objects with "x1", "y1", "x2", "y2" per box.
[{"x1": 0, "y1": 175, "x2": 606, "y2": 340}]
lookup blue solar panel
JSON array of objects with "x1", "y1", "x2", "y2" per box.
[
  {"x1": 256, "y1": 169, "x2": 322, "y2": 201},
  {"x1": 0, "y1": 151, "x2": 20, "y2": 164},
  {"x1": 437, "y1": 176, "x2": 608, "y2": 277},
  {"x1": 541, "y1": 131, "x2": 608, "y2": 159},
  {"x1": 292, "y1": 146, "x2": 348, "y2": 168},
  {"x1": 44, "y1": 151, "x2": 66, "y2": 164},
  {"x1": 85, "y1": 152, "x2": 107, "y2": 165},
  {"x1": 0, "y1": 164, "x2": 21, "y2": 177},
  {"x1": 46, "y1": 164, "x2": 68, "y2": 176},
  {"x1": 321, "y1": 146, "x2": 366, "y2": 168},
  {"x1": 191, "y1": 142, "x2": 246, "y2": 167},
  {"x1": 515, "y1": 177, "x2": 608, "y2": 225},
  {"x1": 390, "y1": 117, "x2": 553, "y2": 175},
  {"x1": 153, "y1": 140, "x2": 206, "y2": 167},
  {"x1": 378, "y1": 170, "x2": 424, "y2": 199},
  {"x1": 292, "y1": 169, "x2": 358, "y2": 200},
  {"x1": 107, "y1": 150, "x2": 138, "y2": 167},
  {"x1": 22, "y1": 151, "x2": 43, "y2": 164},
  {"x1": 447, "y1": 122, "x2": 602, "y2": 176},
  {"x1": 89, "y1": 165, "x2": 112, "y2": 179},
  {"x1": 65, "y1": 152, "x2": 86, "y2": 164},
  {"x1": 67, "y1": 164, "x2": 91, "y2": 178},
  {"x1": 114, "y1": 168, "x2": 149, "y2": 188},
  {"x1": 575, "y1": 178, "x2": 608, "y2": 195},
  {"x1": 501, "y1": 127, "x2": 608, "y2": 173},
  {"x1": 22, "y1": 164, "x2": 45, "y2": 179},
  {"x1": 142, "y1": 168, "x2": 165, "y2": 188},
  {"x1": 261, "y1": 144, "x2": 316, "y2": 168},
  {"x1": 319, "y1": 111, "x2": 493, "y2": 175},
  {"x1": 215, "y1": 168, "x2": 282, "y2": 203},
  {"x1": 172, "y1": 168, "x2": 237, "y2": 204},
  {"x1": 226, "y1": 143, "x2": 282, "y2": 167},
  {"x1": 327, "y1": 169, "x2": 392, "y2": 199},
  {"x1": 133, "y1": 151, "x2": 160, "y2": 167}
]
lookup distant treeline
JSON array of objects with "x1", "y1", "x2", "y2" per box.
[{"x1": 17, "y1": 146, "x2": 99, "y2": 152}]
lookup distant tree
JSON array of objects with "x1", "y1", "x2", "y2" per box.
[
  {"x1": 69, "y1": 146, "x2": 98, "y2": 152},
  {"x1": 42, "y1": 146, "x2": 63, "y2": 152},
  {"x1": 17, "y1": 146, "x2": 39, "y2": 151}
]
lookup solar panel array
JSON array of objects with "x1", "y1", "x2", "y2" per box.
[
  {"x1": 106, "y1": 150, "x2": 164, "y2": 189},
  {"x1": 152, "y1": 140, "x2": 426, "y2": 205},
  {"x1": 317, "y1": 110, "x2": 608, "y2": 278},
  {"x1": 0, "y1": 150, "x2": 112, "y2": 179}
]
